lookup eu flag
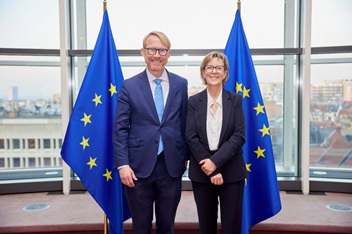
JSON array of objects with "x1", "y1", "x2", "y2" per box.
[
  {"x1": 224, "y1": 9, "x2": 282, "y2": 234},
  {"x1": 61, "y1": 10, "x2": 130, "y2": 234}
]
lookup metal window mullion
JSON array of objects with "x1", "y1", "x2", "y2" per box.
[{"x1": 59, "y1": 0, "x2": 72, "y2": 195}]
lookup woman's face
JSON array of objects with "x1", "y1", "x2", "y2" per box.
[{"x1": 202, "y1": 58, "x2": 227, "y2": 87}]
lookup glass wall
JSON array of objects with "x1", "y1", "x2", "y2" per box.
[
  {"x1": 0, "y1": 58, "x2": 62, "y2": 180},
  {"x1": 311, "y1": 0, "x2": 352, "y2": 47},
  {"x1": 0, "y1": 0, "x2": 62, "y2": 181},
  {"x1": 308, "y1": 0, "x2": 352, "y2": 181},
  {"x1": 0, "y1": 0, "x2": 60, "y2": 49},
  {"x1": 309, "y1": 54, "x2": 352, "y2": 179},
  {"x1": 0, "y1": 0, "x2": 351, "y2": 193}
]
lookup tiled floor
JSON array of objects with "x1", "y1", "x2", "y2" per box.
[{"x1": 0, "y1": 191, "x2": 351, "y2": 233}]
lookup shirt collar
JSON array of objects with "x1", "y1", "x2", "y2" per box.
[
  {"x1": 146, "y1": 69, "x2": 168, "y2": 83},
  {"x1": 207, "y1": 89, "x2": 223, "y2": 107}
]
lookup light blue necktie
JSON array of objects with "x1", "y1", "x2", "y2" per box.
[{"x1": 154, "y1": 79, "x2": 164, "y2": 154}]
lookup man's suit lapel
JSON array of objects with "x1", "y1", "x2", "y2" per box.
[
  {"x1": 138, "y1": 71, "x2": 159, "y2": 122},
  {"x1": 162, "y1": 71, "x2": 175, "y2": 124}
]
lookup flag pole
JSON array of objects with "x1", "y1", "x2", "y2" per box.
[
  {"x1": 104, "y1": 214, "x2": 108, "y2": 234},
  {"x1": 237, "y1": 0, "x2": 241, "y2": 11},
  {"x1": 103, "y1": 2, "x2": 108, "y2": 233}
]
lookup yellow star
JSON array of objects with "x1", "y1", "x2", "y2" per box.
[
  {"x1": 259, "y1": 124, "x2": 270, "y2": 137},
  {"x1": 243, "y1": 86, "x2": 250, "y2": 98},
  {"x1": 254, "y1": 146, "x2": 266, "y2": 158},
  {"x1": 87, "y1": 157, "x2": 97, "y2": 169},
  {"x1": 80, "y1": 136, "x2": 90, "y2": 150},
  {"x1": 109, "y1": 83, "x2": 117, "y2": 97},
  {"x1": 81, "y1": 113, "x2": 92, "y2": 126},
  {"x1": 246, "y1": 163, "x2": 252, "y2": 172},
  {"x1": 236, "y1": 82, "x2": 243, "y2": 94},
  {"x1": 253, "y1": 102, "x2": 265, "y2": 115},
  {"x1": 92, "y1": 93, "x2": 102, "y2": 107},
  {"x1": 103, "y1": 169, "x2": 113, "y2": 181}
]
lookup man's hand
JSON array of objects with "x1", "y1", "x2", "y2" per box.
[
  {"x1": 118, "y1": 166, "x2": 137, "y2": 187},
  {"x1": 210, "y1": 173, "x2": 223, "y2": 185},
  {"x1": 199, "y1": 158, "x2": 217, "y2": 176}
]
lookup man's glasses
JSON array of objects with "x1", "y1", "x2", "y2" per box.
[
  {"x1": 205, "y1": 65, "x2": 225, "y2": 73},
  {"x1": 144, "y1": 47, "x2": 169, "y2": 56}
]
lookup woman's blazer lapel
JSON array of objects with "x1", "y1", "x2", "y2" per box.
[
  {"x1": 219, "y1": 89, "x2": 232, "y2": 144},
  {"x1": 197, "y1": 90, "x2": 209, "y2": 147}
]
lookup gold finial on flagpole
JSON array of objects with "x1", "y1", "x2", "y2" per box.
[
  {"x1": 103, "y1": 0, "x2": 107, "y2": 11},
  {"x1": 237, "y1": 0, "x2": 241, "y2": 11}
]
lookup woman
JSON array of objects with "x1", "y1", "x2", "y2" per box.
[{"x1": 186, "y1": 51, "x2": 247, "y2": 234}]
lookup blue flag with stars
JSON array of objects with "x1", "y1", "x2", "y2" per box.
[
  {"x1": 61, "y1": 10, "x2": 130, "y2": 234},
  {"x1": 224, "y1": 9, "x2": 282, "y2": 234}
]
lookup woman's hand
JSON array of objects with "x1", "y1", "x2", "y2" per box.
[
  {"x1": 210, "y1": 173, "x2": 223, "y2": 185},
  {"x1": 199, "y1": 158, "x2": 217, "y2": 176}
]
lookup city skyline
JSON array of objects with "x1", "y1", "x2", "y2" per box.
[
  {"x1": 1, "y1": 78, "x2": 351, "y2": 119},
  {"x1": 1, "y1": 76, "x2": 352, "y2": 101}
]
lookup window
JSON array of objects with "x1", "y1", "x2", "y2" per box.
[
  {"x1": 43, "y1": 139, "x2": 51, "y2": 149},
  {"x1": 12, "y1": 139, "x2": 20, "y2": 149},
  {"x1": 44, "y1": 158, "x2": 51, "y2": 167},
  {"x1": 84, "y1": 0, "x2": 287, "y2": 50},
  {"x1": 0, "y1": 139, "x2": 4, "y2": 149},
  {"x1": 309, "y1": 54, "x2": 352, "y2": 179},
  {"x1": 0, "y1": 0, "x2": 59, "y2": 49},
  {"x1": 13, "y1": 158, "x2": 20, "y2": 167},
  {"x1": 28, "y1": 139, "x2": 36, "y2": 149},
  {"x1": 311, "y1": 0, "x2": 352, "y2": 47},
  {"x1": 28, "y1": 158, "x2": 36, "y2": 167}
]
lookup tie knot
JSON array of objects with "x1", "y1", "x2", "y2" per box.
[{"x1": 154, "y1": 79, "x2": 162, "y2": 85}]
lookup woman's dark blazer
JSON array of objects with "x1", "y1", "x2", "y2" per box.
[{"x1": 186, "y1": 88, "x2": 247, "y2": 183}]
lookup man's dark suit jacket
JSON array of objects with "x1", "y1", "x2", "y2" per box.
[
  {"x1": 113, "y1": 69, "x2": 189, "y2": 178},
  {"x1": 186, "y1": 88, "x2": 247, "y2": 183}
]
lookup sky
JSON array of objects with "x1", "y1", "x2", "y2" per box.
[{"x1": 0, "y1": 0, "x2": 351, "y2": 99}]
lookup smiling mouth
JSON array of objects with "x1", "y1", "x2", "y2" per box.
[{"x1": 151, "y1": 60, "x2": 162, "y2": 65}]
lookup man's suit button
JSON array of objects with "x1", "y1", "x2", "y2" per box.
[{"x1": 154, "y1": 140, "x2": 158, "y2": 144}]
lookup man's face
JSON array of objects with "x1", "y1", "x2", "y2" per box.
[{"x1": 141, "y1": 35, "x2": 171, "y2": 77}]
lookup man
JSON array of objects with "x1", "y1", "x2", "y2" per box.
[{"x1": 113, "y1": 31, "x2": 189, "y2": 234}]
